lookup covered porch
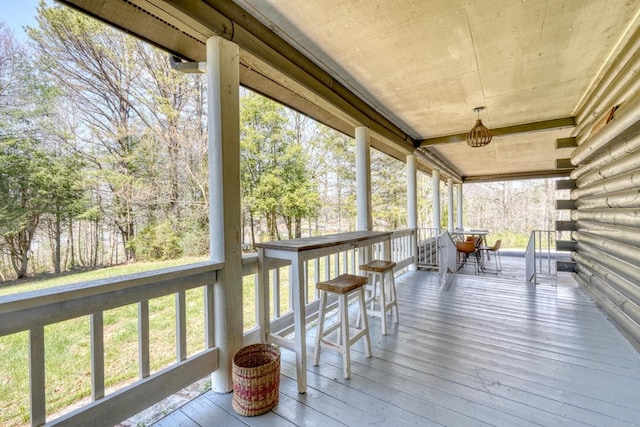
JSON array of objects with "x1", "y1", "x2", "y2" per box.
[
  {"x1": 3, "y1": 0, "x2": 640, "y2": 426},
  {"x1": 156, "y1": 268, "x2": 640, "y2": 426}
]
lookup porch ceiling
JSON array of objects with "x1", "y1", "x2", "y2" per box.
[{"x1": 59, "y1": 0, "x2": 640, "y2": 182}]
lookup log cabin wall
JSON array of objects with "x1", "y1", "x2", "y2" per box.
[{"x1": 569, "y1": 28, "x2": 640, "y2": 350}]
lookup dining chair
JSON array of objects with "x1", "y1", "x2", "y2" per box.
[
  {"x1": 466, "y1": 235, "x2": 481, "y2": 247},
  {"x1": 456, "y1": 240, "x2": 479, "y2": 274},
  {"x1": 478, "y1": 239, "x2": 502, "y2": 273}
]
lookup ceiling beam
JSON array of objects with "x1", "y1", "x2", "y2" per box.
[
  {"x1": 418, "y1": 117, "x2": 576, "y2": 147},
  {"x1": 556, "y1": 137, "x2": 577, "y2": 149},
  {"x1": 462, "y1": 169, "x2": 572, "y2": 183},
  {"x1": 555, "y1": 158, "x2": 575, "y2": 170}
]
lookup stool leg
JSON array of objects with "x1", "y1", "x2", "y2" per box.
[
  {"x1": 340, "y1": 294, "x2": 351, "y2": 379},
  {"x1": 313, "y1": 290, "x2": 327, "y2": 367},
  {"x1": 358, "y1": 287, "x2": 372, "y2": 358},
  {"x1": 379, "y1": 273, "x2": 387, "y2": 335},
  {"x1": 389, "y1": 271, "x2": 399, "y2": 323},
  {"x1": 369, "y1": 272, "x2": 377, "y2": 311},
  {"x1": 356, "y1": 275, "x2": 365, "y2": 328},
  {"x1": 336, "y1": 296, "x2": 343, "y2": 346}
]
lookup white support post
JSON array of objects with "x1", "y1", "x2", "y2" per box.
[
  {"x1": 355, "y1": 126, "x2": 372, "y2": 231},
  {"x1": 207, "y1": 36, "x2": 242, "y2": 393},
  {"x1": 407, "y1": 154, "x2": 418, "y2": 271},
  {"x1": 432, "y1": 169, "x2": 441, "y2": 231},
  {"x1": 456, "y1": 183, "x2": 463, "y2": 230},
  {"x1": 447, "y1": 177, "x2": 454, "y2": 233}
]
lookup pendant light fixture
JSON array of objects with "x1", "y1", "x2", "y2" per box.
[{"x1": 466, "y1": 107, "x2": 492, "y2": 147}]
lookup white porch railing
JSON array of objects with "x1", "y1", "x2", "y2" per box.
[
  {"x1": 0, "y1": 228, "x2": 416, "y2": 426},
  {"x1": 0, "y1": 261, "x2": 222, "y2": 427},
  {"x1": 389, "y1": 228, "x2": 417, "y2": 271},
  {"x1": 525, "y1": 230, "x2": 557, "y2": 284},
  {"x1": 437, "y1": 230, "x2": 457, "y2": 288},
  {"x1": 417, "y1": 227, "x2": 440, "y2": 269}
]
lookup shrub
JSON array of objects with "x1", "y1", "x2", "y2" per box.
[{"x1": 126, "y1": 222, "x2": 182, "y2": 261}]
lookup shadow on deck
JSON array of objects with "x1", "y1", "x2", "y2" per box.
[{"x1": 147, "y1": 264, "x2": 640, "y2": 426}]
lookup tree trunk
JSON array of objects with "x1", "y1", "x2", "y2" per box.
[
  {"x1": 69, "y1": 217, "x2": 75, "y2": 269},
  {"x1": 284, "y1": 216, "x2": 293, "y2": 239},
  {"x1": 169, "y1": 133, "x2": 181, "y2": 222},
  {"x1": 93, "y1": 218, "x2": 100, "y2": 266},
  {"x1": 295, "y1": 217, "x2": 302, "y2": 238},
  {"x1": 250, "y1": 211, "x2": 256, "y2": 248},
  {"x1": 54, "y1": 209, "x2": 61, "y2": 274}
]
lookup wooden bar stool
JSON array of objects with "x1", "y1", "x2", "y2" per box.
[
  {"x1": 313, "y1": 274, "x2": 372, "y2": 379},
  {"x1": 359, "y1": 260, "x2": 398, "y2": 335}
]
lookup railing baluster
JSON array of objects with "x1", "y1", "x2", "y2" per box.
[
  {"x1": 324, "y1": 255, "x2": 330, "y2": 280},
  {"x1": 91, "y1": 312, "x2": 105, "y2": 399},
  {"x1": 334, "y1": 253, "x2": 340, "y2": 275},
  {"x1": 547, "y1": 231, "x2": 552, "y2": 274},
  {"x1": 342, "y1": 251, "x2": 348, "y2": 274},
  {"x1": 205, "y1": 284, "x2": 214, "y2": 348},
  {"x1": 538, "y1": 230, "x2": 542, "y2": 274},
  {"x1": 138, "y1": 302, "x2": 150, "y2": 379},
  {"x1": 314, "y1": 258, "x2": 320, "y2": 300},
  {"x1": 272, "y1": 268, "x2": 280, "y2": 318},
  {"x1": 176, "y1": 291, "x2": 186, "y2": 361},
  {"x1": 29, "y1": 326, "x2": 45, "y2": 427},
  {"x1": 350, "y1": 249, "x2": 356, "y2": 274},
  {"x1": 304, "y1": 261, "x2": 309, "y2": 304},
  {"x1": 288, "y1": 265, "x2": 294, "y2": 312}
]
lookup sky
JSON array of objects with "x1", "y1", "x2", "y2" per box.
[{"x1": 0, "y1": 0, "x2": 44, "y2": 38}]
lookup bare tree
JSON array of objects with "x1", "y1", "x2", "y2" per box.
[{"x1": 29, "y1": 5, "x2": 147, "y2": 261}]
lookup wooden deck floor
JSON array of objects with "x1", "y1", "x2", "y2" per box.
[{"x1": 153, "y1": 262, "x2": 640, "y2": 426}]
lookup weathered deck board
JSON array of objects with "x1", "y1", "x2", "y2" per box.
[{"x1": 154, "y1": 260, "x2": 640, "y2": 427}]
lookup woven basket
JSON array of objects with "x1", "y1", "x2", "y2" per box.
[{"x1": 232, "y1": 343, "x2": 280, "y2": 416}]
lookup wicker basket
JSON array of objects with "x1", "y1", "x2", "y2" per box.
[{"x1": 232, "y1": 343, "x2": 280, "y2": 416}]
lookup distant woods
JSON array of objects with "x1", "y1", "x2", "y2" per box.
[{"x1": 0, "y1": 6, "x2": 558, "y2": 281}]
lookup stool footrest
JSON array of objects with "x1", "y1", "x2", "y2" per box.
[{"x1": 319, "y1": 327, "x2": 368, "y2": 351}]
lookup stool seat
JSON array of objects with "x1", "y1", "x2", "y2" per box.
[
  {"x1": 313, "y1": 274, "x2": 372, "y2": 379},
  {"x1": 359, "y1": 259, "x2": 399, "y2": 335},
  {"x1": 359, "y1": 260, "x2": 396, "y2": 273},
  {"x1": 317, "y1": 274, "x2": 367, "y2": 294}
]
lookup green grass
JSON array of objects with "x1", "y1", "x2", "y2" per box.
[
  {"x1": 0, "y1": 254, "x2": 349, "y2": 426},
  {"x1": 484, "y1": 230, "x2": 533, "y2": 250}
]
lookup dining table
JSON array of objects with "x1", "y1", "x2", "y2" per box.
[
  {"x1": 255, "y1": 230, "x2": 392, "y2": 393},
  {"x1": 451, "y1": 228, "x2": 489, "y2": 244},
  {"x1": 451, "y1": 229, "x2": 490, "y2": 271}
]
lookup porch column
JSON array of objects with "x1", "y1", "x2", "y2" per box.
[
  {"x1": 207, "y1": 36, "x2": 242, "y2": 393},
  {"x1": 355, "y1": 126, "x2": 372, "y2": 231},
  {"x1": 456, "y1": 184, "x2": 463, "y2": 230},
  {"x1": 406, "y1": 154, "x2": 418, "y2": 271},
  {"x1": 432, "y1": 169, "x2": 440, "y2": 231},
  {"x1": 447, "y1": 177, "x2": 454, "y2": 233}
]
